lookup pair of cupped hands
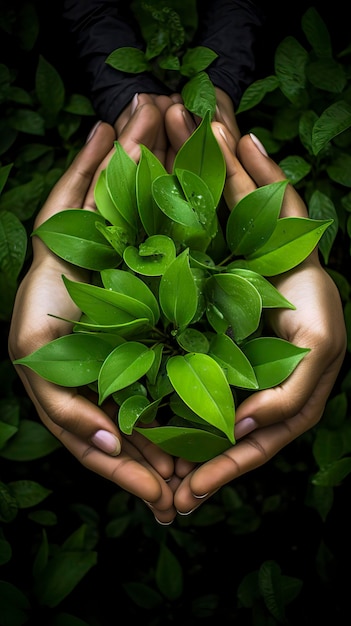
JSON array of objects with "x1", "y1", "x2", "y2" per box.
[{"x1": 8, "y1": 91, "x2": 346, "y2": 524}]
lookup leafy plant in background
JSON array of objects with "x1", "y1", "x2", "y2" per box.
[
  {"x1": 237, "y1": 6, "x2": 351, "y2": 270},
  {"x1": 14, "y1": 112, "x2": 331, "y2": 462}
]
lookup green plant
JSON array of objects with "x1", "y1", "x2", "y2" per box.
[
  {"x1": 236, "y1": 6, "x2": 351, "y2": 269},
  {"x1": 105, "y1": 0, "x2": 217, "y2": 118},
  {"x1": 14, "y1": 112, "x2": 332, "y2": 462}
]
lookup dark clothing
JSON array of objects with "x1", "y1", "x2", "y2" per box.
[{"x1": 63, "y1": 0, "x2": 265, "y2": 125}]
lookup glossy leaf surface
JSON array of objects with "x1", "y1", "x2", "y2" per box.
[
  {"x1": 166, "y1": 353, "x2": 235, "y2": 443},
  {"x1": 173, "y1": 112, "x2": 225, "y2": 208},
  {"x1": 135, "y1": 425, "x2": 231, "y2": 462},
  {"x1": 14, "y1": 334, "x2": 114, "y2": 386},
  {"x1": 159, "y1": 249, "x2": 198, "y2": 328},
  {"x1": 206, "y1": 273, "x2": 262, "y2": 341},
  {"x1": 33, "y1": 210, "x2": 119, "y2": 270},
  {"x1": 98, "y1": 342, "x2": 155, "y2": 404},
  {"x1": 242, "y1": 337, "x2": 310, "y2": 389}
]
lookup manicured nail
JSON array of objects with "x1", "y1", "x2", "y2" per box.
[
  {"x1": 85, "y1": 120, "x2": 102, "y2": 143},
  {"x1": 234, "y1": 417, "x2": 257, "y2": 439},
  {"x1": 218, "y1": 125, "x2": 229, "y2": 144},
  {"x1": 249, "y1": 133, "x2": 268, "y2": 156},
  {"x1": 154, "y1": 517, "x2": 173, "y2": 526},
  {"x1": 91, "y1": 430, "x2": 121, "y2": 456},
  {"x1": 130, "y1": 93, "x2": 139, "y2": 115},
  {"x1": 177, "y1": 507, "x2": 198, "y2": 516}
]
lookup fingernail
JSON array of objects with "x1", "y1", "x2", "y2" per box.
[
  {"x1": 154, "y1": 517, "x2": 173, "y2": 526},
  {"x1": 249, "y1": 133, "x2": 268, "y2": 156},
  {"x1": 130, "y1": 93, "x2": 139, "y2": 115},
  {"x1": 177, "y1": 507, "x2": 198, "y2": 516},
  {"x1": 85, "y1": 120, "x2": 102, "y2": 143},
  {"x1": 218, "y1": 126, "x2": 229, "y2": 144},
  {"x1": 193, "y1": 492, "x2": 209, "y2": 499},
  {"x1": 234, "y1": 417, "x2": 257, "y2": 439},
  {"x1": 91, "y1": 430, "x2": 121, "y2": 456}
]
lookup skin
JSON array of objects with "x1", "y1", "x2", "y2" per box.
[
  {"x1": 164, "y1": 105, "x2": 347, "y2": 513},
  {"x1": 8, "y1": 94, "x2": 347, "y2": 524}
]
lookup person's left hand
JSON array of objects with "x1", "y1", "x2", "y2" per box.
[
  {"x1": 8, "y1": 118, "x2": 181, "y2": 524},
  {"x1": 171, "y1": 129, "x2": 347, "y2": 515}
]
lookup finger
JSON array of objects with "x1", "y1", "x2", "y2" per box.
[
  {"x1": 175, "y1": 409, "x2": 312, "y2": 512},
  {"x1": 59, "y1": 429, "x2": 176, "y2": 518},
  {"x1": 237, "y1": 134, "x2": 308, "y2": 218},
  {"x1": 211, "y1": 124, "x2": 257, "y2": 206},
  {"x1": 33, "y1": 122, "x2": 116, "y2": 227},
  {"x1": 213, "y1": 87, "x2": 241, "y2": 145},
  {"x1": 165, "y1": 102, "x2": 197, "y2": 155}
]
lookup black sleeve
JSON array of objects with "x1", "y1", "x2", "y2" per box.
[
  {"x1": 63, "y1": 0, "x2": 171, "y2": 125},
  {"x1": 63, "y1": 0, "x2": 265, "y2": 125},
  {"x1": 194, "y1": 0, "x2": 266, "y2": 108}
]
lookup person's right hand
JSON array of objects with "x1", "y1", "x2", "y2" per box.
[
  {"x1": 8, "y1": 117, "x2": 179, "y2": 524},
  {"x1": 170, "y1": 130, "x2": 347, "y2": 515}
]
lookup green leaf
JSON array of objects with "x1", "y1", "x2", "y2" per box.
[
  {"x1": 176, "y1": 328, "x2": 210, "y2": 353},
  {"x1": 8, "y1": 480, "x2": 52, "y2": 508},
  {"x1": 36, "y1": 55, "x2": 65, "y2": 117},
  {"x1": 173, "y1": 112, "x2": 225, "y2": 208},
  {"x1": 311, "y1": 458, "x2": 351, "y2": 487},
  {"x1": 258, "y1": 560, "x2": 286, "y2": 622},
  {"x1": 241, "y1": 337, "x2": 310, "y2": 389},
  {"x1": 176, "y1": 168, "x2": 217, "y2": 235},
  {"x1": 34, "y1": 547, "x2": 97, "y2": 607},
  {"x1": 238, "y1": 217, "x2": 333, "y2": 276},
  {"x1": 0, "y1": 419, "x2": 61, "y2": 461},
  {"x1": 308, "y1": 190, "x2": 338, "y2": 265},
  {"x1": 180, "y1": 46, "x2": 218, "y2": 76},
  {"x1": 123, "y1": 234, "x2": 176, "y2": 276},
  {"x1": 0, "y1": 210, "x2": 27, "y2": 278},
  {"x1": 236, "y1": 75, "x2": 279, "y2": 114},
  {"x1": 301, "y1": 6, "x2": 332, "y2": 58},
  {"x1": 206, "y1": 273, "x2": 262, "y2": 342},
  {"x1": 98, "y1": 342, "x2": 155, "y2": 404},
  {"x1": 181, "y1": 71, "x2": 216, "y2": 119},
  {"x1": 32, "y1": 209, "x2": 120, "y2": 270},
  {"x1": 106, "y1": 142, "x2": 139, "y2": 229},
  {"x1": 226, "y1": 181, "x2": 288, "y2": 256},
  {"x1": 166, "y1": 353, "x2": 235, "y2": 443},
  {"x1": 137, "y1": 144, "x2": 167, "y2": 235},
  {"x1": 106, "y1": 47, "x2": 150, "y2": 73},
  {"x1": 209, "y1": 333, "x2": 258, "y2": 389},
  {"x1": 118, "y1": 395, "x2": 150, "y2": 434},
  {"x1": 135, "y1": 424, "x2": 231, "y2": 462},
  {"x1": 274, "y1": 36, "x2": 308, "y2": 103},
  {"x1": 95, "y1": 168, "x2": 136, "y2": 238},
  {"x1": 0, "y1": 581, "x2": 30, "y2": 625},
  {"x1": 279, "y1": 155, "x2": 311, "y2": 184},
  {"x1": 153, "y1": 174, "x2": 200, "y2": 227},
  {"x1": 227, "y1": 268, "x2": 295, "y2": 309},
  {"x1": 306, "y1": 58, "x2": 346, "y2": 93},
  {"x1": 156, "y1": 544, "x2": 183, "y2": 601},
  {"x1": 62, "y1": 275, "x2": 155, "y2": 325},
  {"x1": 101, "y1": 268, "x2": 160, "y2": 323},
  {"x1": 312, "y1": 101, "x2": 351, "y2": 155},
  {"x1": 159, "y1": 249, "x2": 198, "y2": 328},
  {"x1": 13, "y1": 334, "x2": 115, "y2": 386},
  {"x1": 0, "y1": 163, "x2": 13, "y2": 195}
]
